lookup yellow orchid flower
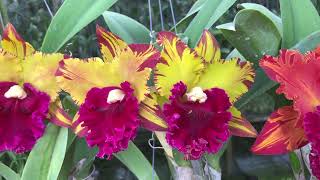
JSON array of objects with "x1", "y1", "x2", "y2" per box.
[
  {"x1": 0, "y1": 24, "x2": 71, "y2": 153},
  {"x1": 57, "y1": 25, "x2": 164, "y2": 158},
  {"x1": 153, "y1": 30, "x2": 256, "y2": 159}
]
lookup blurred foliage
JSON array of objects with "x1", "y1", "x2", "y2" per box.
[{"x1": 2, "y1": 0, "x2": 317, "y2": 179}]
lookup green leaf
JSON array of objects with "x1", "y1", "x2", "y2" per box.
[
  {"x1": 239, "y1": 3, "x2": 282, "y2": 35},
  {"x1": 0, "y1": 162, "x2": 20, "y2": 180},
  {"x1": 184, "y1": 0, "x2": 236, "y2": 47},
  {"x1": 103, "y1": 11, "x2": 150, "y2": 44},
  {"x1": 289, "y1": 152, "x2": 302, "y2": 175},
  {"x1": 235, "y1": 68, "x2": 277, "y2": 110},
  {"x1": 185, "y1": 0, "x2": 207, "y2": 16},
  {"x1": 21, "y1": 124, "x2": 68, "y2": 180},
  {"x1": 61, "y1": 95, "x2": 78, "y2": 118},
  {"x1": 204, "y1": 142, "x2": 228, "y2": 170},
  {"x1": 60, "y1": 95, "x2": 78, "y2": 149},
  {"x1": 217, "y1": 9, "x2": 280, "y2": 108},
  {"x1": 217, "y1": 9, "x2": 281, "y2": 64},
  {"x1": 280, "y1": 0, "x2": 320, "y2": 48},
  {"x1": 114, "y1": 142, "x2": 159, "y2": 180},
  {"x1": 293, "y1": 30, "x2": 320, "y2": 53},
  {"x1": 41, "y1": 0, "x2": 117, "y2": 53},
  {"x1": 58, "y1": 138, "x2": 98, "y2": 179},
  {"x1": 173, "y1": 0, "x2": 207, "y2": 32}
]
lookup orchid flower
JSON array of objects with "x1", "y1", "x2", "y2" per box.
[
  {"x1": 251, "y1": 49, "x2": 320, "y2": 178},
  {"x1": 56, "y1": 25, "x2": 165, "y2": 158},
  {"x1": 0, "y1": 24, "x2": 71, "y2": 153},
  {"x1": 153, "y1": 31, "x2": 256, "y2": 159}
]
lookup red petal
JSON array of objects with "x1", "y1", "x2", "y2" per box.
[
  {"x1": 139, "y1": 94, "x2": 167, "y2": 131},
  {"x1": 96, "y1": 25, "x2": 128, "y2": 62},
  {"x1": 157, "y1": 31, "x2": 189, "y2": 58},
  {"x1": 48, "y1": 102, "x2": 72, "y2": 127},
  {"x1": 1, "y1": 23, "x2": 35, "y2": 58},
  {"x1": 260, "y1": 50, "x2": 320, "y2": 126},
  {"x1": 128, "y1": 44, "x2": 161, "y2": 70}
]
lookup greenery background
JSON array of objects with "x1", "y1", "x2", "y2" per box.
[{"x1": 1, "y1": 0, "x2": 320, "y2": 179}]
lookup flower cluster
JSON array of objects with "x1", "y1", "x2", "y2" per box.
[{"x1": 1, "y1": 23, "x2": 257, "y2": 161}]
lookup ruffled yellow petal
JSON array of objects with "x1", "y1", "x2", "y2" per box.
[
  {"x1": 0, "y1": 50, "x2": 22, "y2": 82},
  {"x1": 96, "y1": 25, "x2": 128, "y2": 62},
  {"x1": 22, "y1": 52, "x2": 63, "y2": 101},
  {"x1": 1, "y1": 23, "x2": 35, "y2": 58},
  {"x1": 155, "y1": 31, "x2": 204, "y2": 98},
  {"x1": 194, "y1": 30, "x2": 221, "y2": 63},
  {"x1": 58, "y1": 49, "x2": 151, "y2": 104},
  {"x1": 108, "y1": 49, "x2": 151, "y2": 102},
  {"x1": 57, "y1": 57, "x2": 108, "y2": 104},
  {"x1": 197, "y1": 58, "x2": 255, "y2": 102}
]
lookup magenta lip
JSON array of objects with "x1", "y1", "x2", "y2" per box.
[
  {"x1": 0, "y1": 82, "x2": 50, "y2": 153},
  {"x1": 78, "y1": 82, "x2": 140, "y2": 159},
  {"x1": 163, "y1": 81, "x2": 232, "y2": 159}
]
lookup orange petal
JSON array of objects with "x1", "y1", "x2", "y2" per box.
[
  {"x1": 260, "y1": 50, "x2": 320, "y2": 125},
  {"x1": 228, "y1": 107, "x2": 257, "y2": 138},
  {"x1": 194, "y1": 30, "x2": 221, "y2": 63},
  {"x1": 251, "y1": 106, "x2": 308, "y2": 155},
  {"x1": 1, "y1": 23, "x2": 35, "y2": 58},
  {"x1": 96, "y1": 25, "x2": 128, "y2": 62},
  {"x1": 48, "y1": 102, "x2": 72, "y2": 127}
]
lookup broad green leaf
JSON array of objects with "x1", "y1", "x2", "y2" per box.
[
  {"x1": 293, "y1": 30, "x2": 320, "y2": 53},
  {"x1": 235, "y1": 68, "x2": 277, "y2": 110},
  {"x1": 103, "y1": 11, "x2": 150, "y2": 44},
  {"x1": 114, "y1": 142, "x2": 159, "y2": 180},
  {"x1": 21, "y1": 124, "x2": 68, "y2": 180},
  {"x1": 280, "y1": 0, "x2": 320, "y2": 48},
  {"x1": 41, "y1": 0, "x2": 117, "y2": 53},
  {"x1": 58, "y1": 139, "x2": 98, "y2": 179},
  {"x1": 239, "y1": 3, "x2": 282, "y2": 35},
  {"x1": 184, "y1": 0, "x2": 236, "y2": 47},
  {"x1": 186, "y1": 0, "x2": 207, "y2": 16},
  {"x1": 217, "y1": 9, "x2": 281, "y2": 64},
  {"x1": 0, "y1": 162, "x2": 20, "y2": 180},
  {"x1": 173, "y1": 0, "x2": 207, "y2": 31}
]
